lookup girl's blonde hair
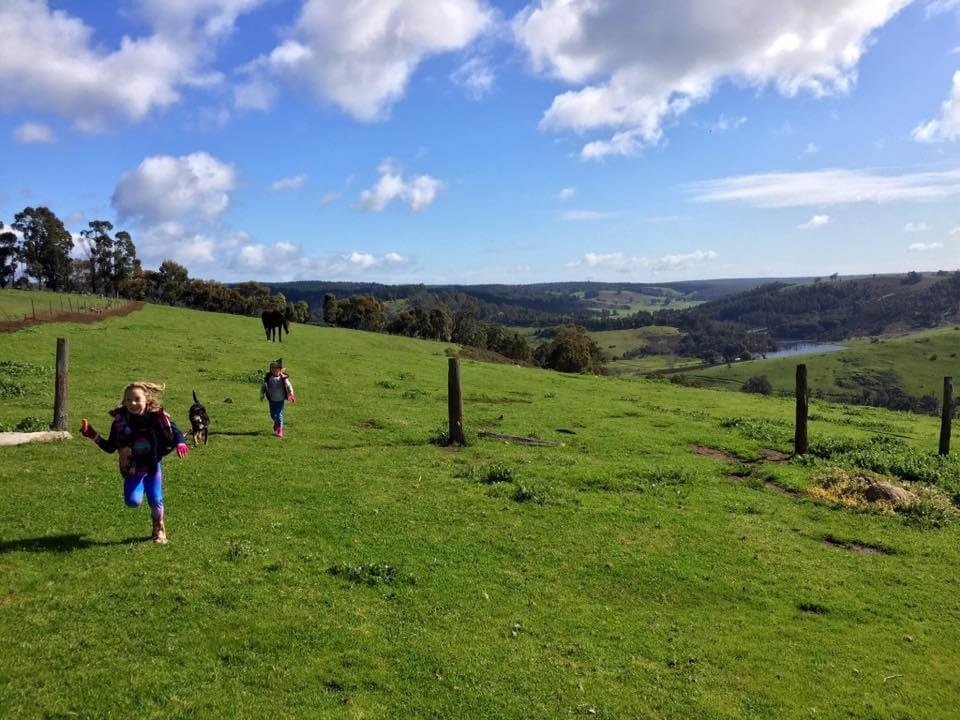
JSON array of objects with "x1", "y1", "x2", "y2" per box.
[{"x1": 122, "y1": 381, "x2": 165, "y2": 412}]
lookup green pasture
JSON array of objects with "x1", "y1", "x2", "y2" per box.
[
  {"x1": 589, "y1": 326, "x2": 684, "y2": 356},
  {"x1": 0, "y1": 288, "x2": 120, "y2": 322},
  {"x1": 2, "y1": 301, "x2": 960, "y2": 719},
  {"x1": 688, "y1": 327, "x2": 960, "y2": 400}
]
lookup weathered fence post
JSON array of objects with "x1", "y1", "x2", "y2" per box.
[
  {"x1": 31, "y1": 298, "x2": 36, "y2": 320},
  {"x1": 940, "y1": 377, "x2": 953, "y2": 456},
  {"x1": 795, "y1": 364, "x2": 808, "y2": 455},
  {"x1": 53, "y1": 337, "x2": 69, "y2": 430},
  {"x1": 448, "y1": 357, "x2": 465, "y2": 445}
]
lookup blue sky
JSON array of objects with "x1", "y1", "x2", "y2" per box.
[{"x1": 1, "y1": 0, "x2": 960, "y2": 284}]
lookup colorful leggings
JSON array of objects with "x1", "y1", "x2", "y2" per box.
[
  {"x1": 124, "y1": 465, "x2": 164, "y2": 520},
  {"x1": 268, "y1": 399, "x2": 285, "y2": 428}
]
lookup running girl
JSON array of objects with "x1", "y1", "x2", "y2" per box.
[{"x1": 80, "y1": 382, "x2": 189, "y2": 544}]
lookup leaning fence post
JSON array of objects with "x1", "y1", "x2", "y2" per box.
[
  {"x1": 940, "y1": 377, "x2": 953, "y2": 456},
  {"x1": 53, "y1": 337, "x2": 69, "y2": 431},
  {"x1": 795, "y1": 364, "x2": 808, "y2": 455},
  {"x1": 448, "y1": 357, "x2": 465, "y2": 445}
]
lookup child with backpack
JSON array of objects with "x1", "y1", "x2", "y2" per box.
[
  {"x1": 260, "y1": 359, "x2": 295, "y2": 437},
  {"x1": 80, "y1": 381, "x2": 189, "y2": 544}
]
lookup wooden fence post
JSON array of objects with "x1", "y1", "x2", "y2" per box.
[
  {"x1": 940, "y1": 377, "x2": 953, "y2": 456},
  {"x1": 53, "y1": 337, "x2": 69, "y2": 431},
  {"x1": 31, "y1": 298, "x2": 36, "y2": 320},
  {"x1": 448, "y1": 357, "x2": 465, "y2": 445},
  {"x1": 795, "y1": 364, "x2": 808, "y2": 455}
]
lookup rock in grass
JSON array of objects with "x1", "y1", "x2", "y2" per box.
[{"x1": 864, "y1": 479, "x2": 915, "y2": 504}]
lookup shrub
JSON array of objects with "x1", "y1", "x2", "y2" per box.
[
  {"x1": 743, "y1": 375, "x2": 773, "y2": 395},
  {"x1": 14, "y1": 417, "x2": 48, "y2": 432},
  {"x1": 533, "y1": 324, "x2": 605, "y2": 374}
]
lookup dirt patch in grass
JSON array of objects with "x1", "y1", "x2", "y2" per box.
[
  {"x1": 765, "y1": 480, "x2": 799, "y2": 497},
  {"x1": 0, "y1": 301, "x2": 143, "y2": 332},
  {"x1": 479, "y1": 432, "x2": 561, "y2": 447},
  {"x1": 355, "y1": 421, "x2": 384, "y2": 430},
  {"x1": 758, "y1": 448, "x2": 790, "y2": 462},
  {"x1": 822, "y1": 535, "x2": 894, "y2": 556},
  {"x1": 690, "y1": 445, "x2": 741, "y2": 462},
  {"x1": 466, "y1": 394, "x2": 534, "y2": 405}
]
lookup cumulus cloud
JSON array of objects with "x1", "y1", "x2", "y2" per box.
[
  {"x1": 556, "y1": 187, "x2": 576, "y2": 201},
  {"x1": 13, "y1": 122, "x2": 56, "y2": 144},
  {"x1": 241, "y1": 0, "x2": 492, "y2": 120},
  {"x1": 514, "y1": 0, "x2": 910, "y2": 158},
  {"x1": 688, "y1": 168, "x2": 960, "y2": 207},
  {"x1": 802, "y1": 142, "x2": 820, "y2": 155},
  {"x1": 233, "y1": 241, "x2": 299, "y2": 270},
  {"x1": 319, "y1": 191, "x2": 342, "y2": 206},
  {"x1": 112, "y1": 152, "x2": 237, "y2": 225},
  {"x1": 908, "y1": 242, "x2": 944, "y2": 252},
  {"x1": 271, "y1": 174, "x2": 307, "y2": 191},
  {"x1": 357, "y1": 160, "x2": 443, "y2": 212},
  {"x1": 799, "y1": 214, "x2": 832, "y2": 229},
  {"x1": 567, "y1": 249, "x2": 717, "y2": 273},
  {"x1": 905, "y1": 221, "x2": 929, "y2": 232},
  {"x1": 296, "y1": 250, "x2": 411, "y2": 277},
  {"x1": 0, "y1": 1, "x2": 262, "y2": 129},
  {"x1": 451, "y1": 56, "x2": 495, "y2": 99},
  {"x1": 913, "y1": 71, "x2": 960, "y2": 143},
  {"x1": 926, "y1": 0, "x2": 960, "y2": 16},
  {"x1": 558, "y1": 210, "x2": 616, "y2": 221}
]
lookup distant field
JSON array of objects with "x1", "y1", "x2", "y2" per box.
[
  {"x1": 0, "y1": 289, "x2": 120, "y2": 321},
  {"x1": 686, "y1": 326, "x2": 960, "y2": 399},
  {"x1": 590, "y1": 289, "x2": 703, "y2": 317},
  {"x1": 2, "y1": 298, "x2": 959, "y2": 718}
]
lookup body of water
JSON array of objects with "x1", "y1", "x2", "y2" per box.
[{"x1": 761, "y1": 342, "x2": 848, "y2": 360}]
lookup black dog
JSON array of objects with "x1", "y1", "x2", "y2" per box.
[{"x1": 188, "y1": 390, "x2": 210, "y2": 446}]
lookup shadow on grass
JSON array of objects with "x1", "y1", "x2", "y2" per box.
[
  {"x1": 209, "y1": 430, "x2": 265, "y2": 437},
  {"x1": 0, "y1": 534, "x2": 152, "y2": 554}
]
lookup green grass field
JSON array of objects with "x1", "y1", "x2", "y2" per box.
[
  {"x1": 2, "y1": 302, "x2": 960, "y2": 719},
  {"x1": 688, "y1": 327, "x2": 960, "y2": 400},
  {"x1": 591, "y1": 290, "x2": 703, "y2": 317}
]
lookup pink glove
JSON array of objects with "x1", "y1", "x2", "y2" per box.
[
  {"x1": 287, "y1": 394, "x2": 295, "y2": 404},
  {"x1": 176, "y1": 443, "x2": 189, "y2": 459},
  {"x1": 80, "y1": 419, "x2": 98, "y2": 440}
]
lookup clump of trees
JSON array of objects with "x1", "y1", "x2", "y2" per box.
[
  {"x1": 533, "y1": 324, "x2": 605, "y2": 374},
  {"x1": 743, "y1": 375, "x2": 773, "y2": 395},
  {"x1": 0, "y1": 206, "x2": 309, "y2": 323}
]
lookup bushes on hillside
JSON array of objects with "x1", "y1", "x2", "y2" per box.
[
  {"x1": 743, "y1": 375, "x2": 773, "y2": 395},
  {"x1": 533, "y1": 324, "x2": 604, "y2": 373}
]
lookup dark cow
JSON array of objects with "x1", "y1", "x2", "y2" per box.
[{"x1": 261, "y1": 309, "x2": 289, "y2": 342}]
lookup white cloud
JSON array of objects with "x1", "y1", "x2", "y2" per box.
[
  {"x1": 13, "y1": 122, "x2": 56, "y2": 144},
  {"x1": 688, "y1": 168, "x2": 960, "y2": 207},
  {"x1": 271, "y1": 174, "x2": 307, "y2": 192},
  {"x1": 451, "y1": 56, "x2": 495, "y2": 100},
  {"x1": 0, "y1": 1, "x2": 262, "y2": 129},
  {"x1": 514, "y1": 0, "x2": 910, "y2": 158},
  {"x1": 242, "y1": 0, "x2": 492, "y2": 120},
  {"x1": 704, "y1": 114, "x2": 748, "y2": 133},
  {"x1": 908, "y1": 242, "x2": 944, "y2": 252},
  {"x1": 567, "y1": 249, "x2": 717, "y2": 273},
  {"x1": 952, "y1": 226, "x2": 960, "y2": 238},
  {"x1": 297, "y1": 250, "x2": 412, "y2": 277},
  {"x1": 357, "y1": 161, "x2": 443, "y2": 212},
  {"x1": 233, "y1": 241, "x2": 300, "y2": 270},
  {"x1": 558, "y1": 210, "x2": 616, "y2": 221},
  {"x1": 802, "y1": 142, "x2": 820, "y2": 155},
  {"x1": 913, "y1": 71, "x2": 960, "y2": 143},
  {"x1": 799, "y1": 214, "x2": 832, "y2": 229},
  {"x1": 905, "y1": 221, "x2": 929, "y2": 232},
  {"x1": 319, "y1": 191, "x2": 342, "y2": 206},
  {"x1": 556, "y1": 187, "x2": 576, "y2": 201},
  {"x1": 927, "y1": 0, "x2": 960, "y2": 16},
  {"x1": 112, "y1": 152, "x2": 237, "y2": 225}
]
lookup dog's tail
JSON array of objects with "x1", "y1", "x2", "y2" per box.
[{"x1": 193, "y1": 390, "x2": 199, "y2": 404}]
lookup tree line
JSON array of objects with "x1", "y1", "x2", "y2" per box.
[{"x1": 0, "y1": 206, "x2": 309, "y2": 323}]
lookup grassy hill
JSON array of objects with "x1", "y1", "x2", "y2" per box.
[
  {"x1": 2, "y1": 302, "x2": 960, "y2": 718},
  {"x1": 686, "y1": 326, "x2": 960, "y2": 402}
]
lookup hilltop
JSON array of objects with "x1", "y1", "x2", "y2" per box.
[{"x1": 1, "y1": 299, "x2": 959, "y2": 719}]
